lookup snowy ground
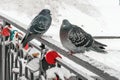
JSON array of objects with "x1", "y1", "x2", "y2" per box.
[{"x1": 0, "y1": 0, "x2": 120, "y2": 78}]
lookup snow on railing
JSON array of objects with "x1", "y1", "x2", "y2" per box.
[
  {"x1": 0, "y1": 12, "x2": 120, "y2": 80},
  {"x1": 0, "y1": 12, "x2": 95, "y2": 80}
]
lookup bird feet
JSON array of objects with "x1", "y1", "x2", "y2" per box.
[{"x1": 67, "y1": 51, "x2": 75, "y2": 55}]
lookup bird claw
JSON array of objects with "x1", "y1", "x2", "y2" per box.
[{"x1": 67, "y1": 51, "x2": 75, "y2": 55}]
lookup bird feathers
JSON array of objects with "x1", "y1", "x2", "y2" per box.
[
  {"x1": 60, "y1": 19, "x2": 107, "y2": 53},
  {"x1": 68, "y1": 26, "x2": 93, "y2": 47},
  {"x1": 91, "y1": 40, "x2": 107, "y2": 53},
  {"x1": 29, "y1": 14, "x2": 51, "y2": 34},
  {"x1": 21, "y1": 32, "x2": 31, "y2": 47},
  {"x1": 21, "y1": 9, "x2": 52, "y2": 48}
]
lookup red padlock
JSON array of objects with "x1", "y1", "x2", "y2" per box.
[{"x1": 45, "y1": 50, "x2": 62, "y2": 64}]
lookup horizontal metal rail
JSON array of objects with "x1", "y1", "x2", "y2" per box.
[
  {"x1": 56, "y1": 57, "x2": 94, "y2": 80},
  {"x1": 93, "y1": 36, "x2": 120, "y2": 39},
  {"x1": 0, "y1": 12, "x2": 120, "y2": 80}
]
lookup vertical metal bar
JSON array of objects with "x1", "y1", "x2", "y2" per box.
[
  {"x1": 0, "y1": 19, "x2": 3, "y2": 79},
  {"x1": 11, "y1": 53, "x2": 14, "y2": 80},
  {"x1": 10, "y1": 43, "x2": 14, "y2": 50},
  {"x1": 19, "y1": 61, "x2": 22, "y2": 77},
  {"x1": 2, "y1": 36, "x2": 5, "y2": 80},
  {"x1": 39, "y1": 44, "x2": 47, "y2": 80},
  {"x1": 39, "y1": 45, "x2": 44, "y2": 80},
  {"x1": 39, "y1": 59, "x2": 42, "y2": 80},
  {"x1": 20, "y1": 50, "x2": 23, "y2": 58},
  {"x1": 30, "y1": 72, "x2": 34, "y2": 80},
  {"x1": 5, "y1": 43, "x2": 12, "y2": 80},
  {"x1": 5, "y1": 44, "x2": 9, "y2": 80},
  {"x1": 0, "y1": 45, "x2": 3, "y2": 80},
  {"x1": 18, "y1": 50, "x2": 23, "y2": 58},
  {"x1": 14, "y1": 52, "x2": 18, "y2": 80},
  {"x1": 25, "y1": 67, "x2": 28, "y2": 79},
  {"x1": 0, "y1": 20, "x2": 6, "y2": 80},
  {"x1": 25, "y1": 55, "x2": 30, "y2": 79},
  {"x1": 8, "y1": 47, "x2": 11, "y2": 80},
  {"x1": 14, "y1": 67, "x2": 18, "y2": 79},
  {"x1": 14, "y1": 47, "x2": 17, "y2": 52}
]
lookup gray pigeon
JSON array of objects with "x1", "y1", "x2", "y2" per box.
[
  {"x1": 60, "y1": 19, "x2": 107, "y2": 53},
  {"x1": 21, "y1": 9, "x2": 52, "y2": 47}
]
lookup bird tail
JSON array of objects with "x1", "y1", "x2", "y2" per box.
[
  {"x1": 21, "y1": 33, "x2": 31, "y2": 48},
  {"x1": 91, "y1": 40, "x2": 107, "y2": 53}
]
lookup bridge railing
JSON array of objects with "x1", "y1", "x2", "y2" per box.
[{"x1": 0, "y1": 12, "x2": 120, "y2": 80}]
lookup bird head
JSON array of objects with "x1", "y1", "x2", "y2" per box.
[
  {"x1": 40, "y1": 9, "x2": 51, "y2": 15},
  {"x1": 62, "y1": 19, "x2": 71, "y2": 28}
]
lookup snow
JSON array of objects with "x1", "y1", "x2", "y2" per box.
[
  {"x1": 85, "y1": 39, "x2": 120, "y2": 70},
  {"x1": 12, "y1": 68, "x2": 19, "y2": 73},
  {"x1": 26, "y1": 58, "x2": 39, "y2": 72},
  {"x1": 0, "y1": 0, "x2": 120, "y2": 79},
  {"x1": 46, "y1": 67, "x2": 75, "y2": 80},
  {"x1": 76, "y1": 53, "x2": 120, "y2": 79},
  {"x1": 18, "y1": 76, "x2": 27, "y2": 80}
]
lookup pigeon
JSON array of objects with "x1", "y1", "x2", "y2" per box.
[
  {"x1": 21, "y1": 9, "x2": 52, "y2": 47},
  {"x1": 60, "y1": 19, "x2": 107, "y2": 54}
]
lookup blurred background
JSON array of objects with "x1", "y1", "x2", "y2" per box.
[{"x1": 0, "y1": 0, "x2": 120, "y2": 42}]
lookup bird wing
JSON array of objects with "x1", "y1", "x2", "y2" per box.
[
  {"x1": 29, "y1": 15, "x2": 51, "y2": 34},
  {"x1": 68, "y1": 26, "x2": 93, "y2": 47}
]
